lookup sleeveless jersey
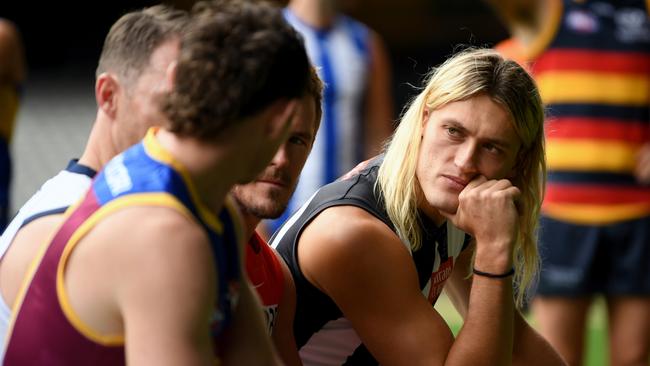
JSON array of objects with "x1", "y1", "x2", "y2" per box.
[
  {"x1": 3, "y1": 128, "x2": 242, "y2": 365},
  {"x1": 274, "y1": 8, "x2": 372, "y2": 232},
  {"x1": 270, "y1": 157, "x2": 470, "y2": 365},
  {"x1": 509, "y1": 0, "x2": 650, "y2": 224},
  {"x1": 245, "y1": 231, "x2": 285, "y2": 334},
  {"x1": 0, "y1": 160, "x2": 95, "y2": 359}
]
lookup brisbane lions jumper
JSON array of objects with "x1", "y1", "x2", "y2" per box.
[
  {"x1": 271, "y1": 157, "x2": 471, "y2": 365},
  {"x1": 3, "y1": 128, "x2": 242, "y2": 365}
]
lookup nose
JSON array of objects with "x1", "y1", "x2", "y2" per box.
[
  {"x1": 454, "y1": 141, "x2": 478, "y2": 174},
  {"x1": 270, "y1": 143, "x2": 290, "y2": 168}
]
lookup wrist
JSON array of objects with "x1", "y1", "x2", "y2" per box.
[
  {"x1": 474, "y1": 244, "x2": 513, "y2": 273},
  {"x1": 473, "y1": 259, "x2": 513, "y2": 275},
  {"x1": 472, "y1": 267, "x2": 514, "y2": 279}
]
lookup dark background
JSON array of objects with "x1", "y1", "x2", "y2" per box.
[{"x1": 2, "y1": 0, "x2": 509, "y2": 109}]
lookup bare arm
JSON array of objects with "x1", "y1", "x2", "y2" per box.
[
  {"x1": 482, "y1": 0, "x2": 549, "y2": 46},
  {"x1": 443, "y1": 176, "x2": 566, "y2": 366},
  {"x1": 222, "y1": 204, "x2": 283, "y2": 366},
  {"x1": 0, "y1": 19, "x2": 26, "y2": 85},
  {"x1": 483, "y1": 0, "x2": 539, "y2": 28},
  {"x1": 635, "y1": 143, "x2": 650, "y2": 185},
  {"x1": 272, "y1": 252, "x2": 302, "y2": 366},
  {"x1": 1, "y1": 215, "x2": 65, "y2": 309},
  {"x1": 298, "y1": 204, "x2": 530, "y2": 366},
  {"x1": 116, "y1": 208, "x2": 281, "y2": 366},
  {"x1": 364, "y1": 31, "x2": 394, "y2": 158},
  {"x1": 116, "y1": 212, "x2": 216, "y2": 366},
  {"x1": 221, "y1": 278, "x2": 284, "y2": 366},
  {"x1": 445, "y1": 247, "x2": 567, "y2": 366}
]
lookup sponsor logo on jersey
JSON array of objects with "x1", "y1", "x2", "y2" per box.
[
  {"x1": 566, "y1": 9, "x2": 600, "y2": 34},
  {"x1": 105, "y1": 154, "x2": 132, "y2": 196},
  {"x1": 427, "y1": 258, "x2": 454, "y2": 303},
  {"x1": 263, "y1": 304, "x2": 279, "y2": 335}
]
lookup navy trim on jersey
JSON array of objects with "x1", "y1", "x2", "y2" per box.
[
  {"x1": 19, "y1": 207, "x2": 68, "y2": 229},
  {"x1": 16, "y1": 159, "x2": 97, "y2": 230},
  {"x1": 65, "y1": 160, "x2": 97, "y2": 178},
  {"x1": 548, "y1": 171, "x2": 641, "y2": 185},
  {"x1": 546, "y1": 104, "x2": 649, "y2": 122}
]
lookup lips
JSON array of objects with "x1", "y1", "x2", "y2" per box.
[
  {"x1": 258, "y1": 179, "x2": 287, "y2": 188},
  {"x1": 256, "y1": 169, "x2": 290, "y2": 188},
  {"x1": 442, "y1": 174, "x2": 468, "y2": 191}
]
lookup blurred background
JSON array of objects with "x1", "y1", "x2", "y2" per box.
[
  {"x1": 1, "y1": 2, "x2": 610, "y2": 365},
  {"x1": 2, "y1": 0, "x2": 508, "y2": 207}
]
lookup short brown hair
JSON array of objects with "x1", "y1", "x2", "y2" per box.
[
  {"x1": 162, "y1": 0, "x2": 311, "y2": 140},
  {"x1": 95, "y1": 5, "x2": 188, "y2": 85}
]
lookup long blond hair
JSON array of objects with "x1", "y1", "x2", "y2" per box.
[{"x1": 377, "y1": 48, "x2": 545, "y2": 306}]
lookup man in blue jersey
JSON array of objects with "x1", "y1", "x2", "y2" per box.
[
  {"x1": 3, "y1": 1, "x2": 312, "y2": 365},
  {"x1": 0, "y1": 6, "x2": 187, "y2": 360},
  {"x1": 266, "y1": 0, "x2": 394, "y2": 236}
]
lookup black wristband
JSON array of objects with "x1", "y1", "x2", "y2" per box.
[{"x1": 472, "y1": 267, "x2": 515, "y2": 279}]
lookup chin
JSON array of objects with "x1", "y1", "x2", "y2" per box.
[{"x1": 427, "y1": 193, "x2": 459, "y2": 215}]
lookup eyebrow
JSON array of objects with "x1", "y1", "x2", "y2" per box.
[
  {"x1": 293, "y1": 130, "x2": 315, "y2": 141},
  {"x1": 444, "y1": 119, "x2": 515, "y2": 150}
]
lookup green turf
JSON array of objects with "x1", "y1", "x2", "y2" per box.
[{"x1": 434, "y1": 295, "x2": 609, "y2": 366}]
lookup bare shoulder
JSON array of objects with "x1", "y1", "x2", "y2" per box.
[
  {"x1": 85, "y1": 205, "x2": 216, "y2": 297},
  {"x1": 368, "y1": 29, "x2": 389, "y2": 59},
  {"x1": 103, "y1": 205, "x2": 209, "y2": 251},
  {"x1": 12, "y1": 213, "x2": 66, "y2": 247},
  {"x1": 1, "y1": 214, "x2": 67, "y2": 308},
  {"x1": 298, "y1": 205, "x2": 414, "y2": 295},
  {"x1": 302, "y1": 205, "x2": 399, "y2": 253}
]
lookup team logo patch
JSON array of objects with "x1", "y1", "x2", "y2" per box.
[
  {"x1": 566, "y1": 9, "x2": 599, "y2": 34},
  {"x1": 104, "y1": 154, "x2": 132, "y2": 196},
  {"x1": 427, "y1": 258, "x2": 454, "y2": 304},
  {"x1": 263, "y1": 305, "x2": 279, "y2": 335}
]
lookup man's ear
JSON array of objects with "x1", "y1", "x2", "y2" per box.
[
  {"x1": 423, "y1": 108, "x2": 432, "y2": 124},
  {"x1": 95, "y1": 73, "x2": 119, "y2": 119},
  {"x1": 421, "y1": 108, "x2": 430, "y2": 138},
  {"x1": 164, "y1": 60, "x2": 177, "y2": 92}
]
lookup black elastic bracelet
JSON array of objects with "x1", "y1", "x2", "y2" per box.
[{"x1": 472, "y1": 267, "x2": 515, "y2": 279}]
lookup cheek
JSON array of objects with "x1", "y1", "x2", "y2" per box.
[
  {"x1": 291, "y1": 149, "x2": 310, "y2": 173},
  {"x1": 479, "y1": 155, "x2": 517, "y2": 180},
  {"x1": 286, "y1": 165, "x2": 303, "y2": 187}
]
